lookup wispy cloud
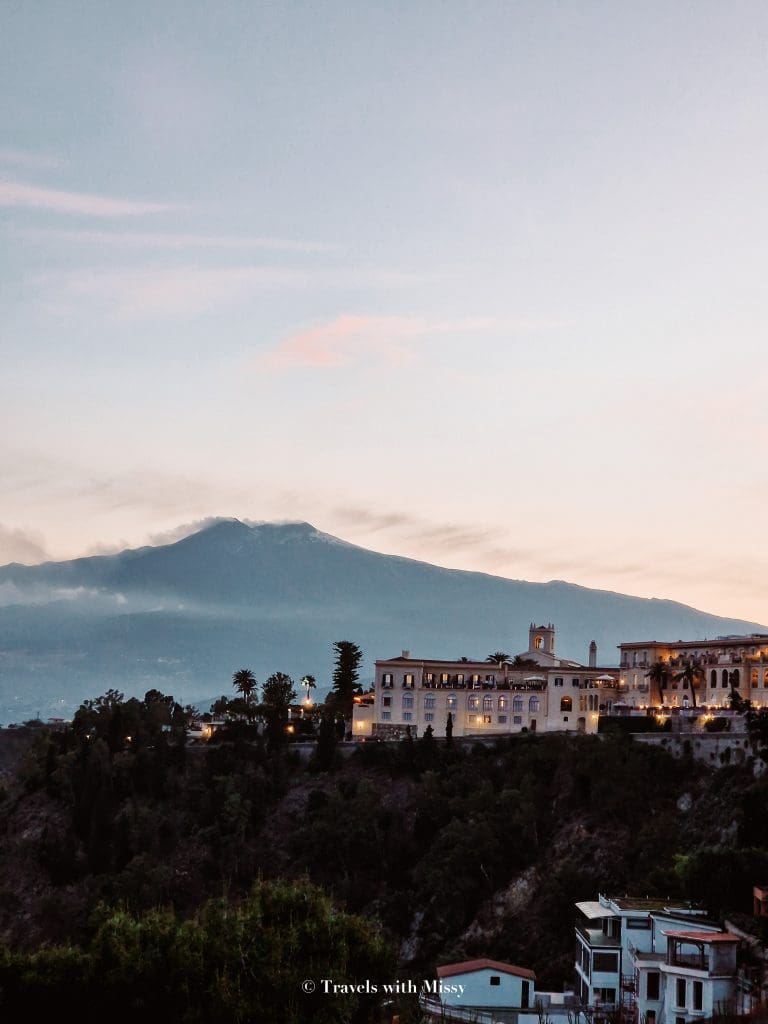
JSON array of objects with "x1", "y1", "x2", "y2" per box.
[
  {"x1": 258, "y1": 314, "x2": 557, "y2": 370},
  {"x1": 0, "y1": 148, "x2": 64, "y2": 171},
  {"x1": 12, "y1": 226, "x2": 336, "y2": 254},
  {"x1": 0, "y1": 178, "x2": 176, "y2": 216},
  {"x1": 0, "y1": 524, "x2": 50, "y2": 566},
  {"x1": 38, "y1": 267, "x2": 424, "y2": 318}
]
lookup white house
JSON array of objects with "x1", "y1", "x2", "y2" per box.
[
  {"x1": 421, "y1": 958, "x2": 536, "y2": 1023},
  {"x1": 574, "y1": 894, "x2": 747, "y2": 1024}
]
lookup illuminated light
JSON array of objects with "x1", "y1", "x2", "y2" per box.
[{"x1": 286, "y1": 724, "x2": 295, "y2": 734}]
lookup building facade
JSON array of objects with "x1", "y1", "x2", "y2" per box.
[
  {"x1": 618, "y1": 634, "x2": 768, "y2": 710},
  {"x1": 353, "y1": 623, "x2": 619, "y2": 740},
  {"x1": 574, "y1": 894, "x2": 745, "y2": 1024}
]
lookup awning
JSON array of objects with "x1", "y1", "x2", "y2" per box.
[
  {"x1": 523, "y1": 675, "x2": 547, "y2": 683},
  {"x1": 576, "y1": 901, "x2": 617, "y2": 920}
]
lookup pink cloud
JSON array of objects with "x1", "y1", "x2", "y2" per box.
[
  {"x1": 258, "y1": 314, "x2": 559, "y2": 370},
  {"x1": 0, "y1": 178, "x2": 175, "y2": 216}
]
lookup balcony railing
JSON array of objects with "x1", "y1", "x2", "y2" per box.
[{"x1": 669, "y1": 953, "x2": 709, "y2": 971}]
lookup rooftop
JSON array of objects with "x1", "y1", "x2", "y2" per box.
[
  {"x1": 664, "y1": 931, "x2": 740, "y2": 944},
  {"x1": 436, "y1": 958, "x2": 536, "y2": 981}
]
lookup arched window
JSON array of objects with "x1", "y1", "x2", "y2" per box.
[
  {"x1": 732, "y1": 669, "x2": 741, "y2": 685},
  {"x1": 561, "y1": 696, "x2": 573, "y2": 712},
  {"x1": 498, "y1": 696, "x2": 508, "y2": 711},
  {"x1": 752, "y1": 669, "x2": 759, "y2": 688},
  {"x1": 711, "y1": 670, "x2": 717, "y2": 687},
  {"x1": 764, "y1": 670, "x2": 768, "y2": 689},
  {"x1": 722, "y1": 670, "x2": 729, "y2": 688},
  {"x1": 512, "y1": 697, "x2": 523, "y2": 713},
  {"x1": 483, "y1": 695, "x2": 493, "y2": 710},
  {"x1": 468, "y1": 695, "x2": 479, "y2": 710},
  {"x1": 534, "y1": 635, "x2": 543, "y2": 650},
  {"x1": 529, "y1": 696, "x2": 541, "y2": 712}
]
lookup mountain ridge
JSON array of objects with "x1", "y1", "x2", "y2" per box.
[{"x1": 0, "y1": 518, "x2": 764, "y2": 722}]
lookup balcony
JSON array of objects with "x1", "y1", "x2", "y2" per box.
[
  {"x1": 668, "y1": 953, "x2": 709, "y2": 972},
  {"x1": 576, "y1": 923, "x2": 621, "y2": 948}
]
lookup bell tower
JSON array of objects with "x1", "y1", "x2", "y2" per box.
[{"x1": 528, "y1": 622, "x2": 556, "y2": 657}]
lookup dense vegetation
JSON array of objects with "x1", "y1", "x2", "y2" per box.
[{"x1": 2, "y1": 690, "x2": 768, "y2": 1018}]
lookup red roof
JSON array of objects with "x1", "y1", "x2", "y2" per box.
[
  {"x1": 664, "y1": 931, "x2": 739, "y2": 943},
  {"x1": 436, "y1": 959, "x2": 535, "y2": 981}
]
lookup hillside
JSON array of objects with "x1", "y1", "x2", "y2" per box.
[{"x1": 0, "y1": 519, "x2": 764, "y2": 722}]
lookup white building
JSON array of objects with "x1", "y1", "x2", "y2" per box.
[
  {"x1": 574, "y1": 894, "x2": 745, "y2": 1024},
  {"x1": 421, "y1": 958, "x2": 536, "y2": 1024},
  {"x1": 353, "y1": 623, "x2": 619, "y2": 740}
]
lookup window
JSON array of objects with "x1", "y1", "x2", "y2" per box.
[
  {"x1": 676, "y1": 979, "x2": 686, "y2": 1008},
  {"x1": 513, "y1": 697, "x2": 523, "y2": 712},
  {"x1": 572, "y1": 677, "x2": 580, "y2": 687},
  {"x1": 470, "y1": 674, "x2": 480, "y2": 685},
  {"x1": 382, "y1": 711, "x2": 391, "y2": 720},
  {"x1": 485, "y1": 674, "x2": 495, "y2": 684},
  {"x1": 693, "y1": 981, "x2": 703, "y2": 1011},
  {"x1": 483, "y1": 714, "x2": 492, "y2": 724},
  {"x1": 498, "y1": 696, "x2": 508, "y2": 710},
  {"x1": 646, "y1": 973, "x2": 660, "y2": 1000},
  {"x1": 722, "y1": 670, "x2": 729, "y2": 688},
  {"x1": 627, "y1": 918, "x2": 651, "y2": 930},
  {"x1": 440, "y1": 672, "x2": 449, "y2": 685},
  {"x1": 402, "y1": 712, "x2": 412, "y2": 722},
  {"x1": 596, "y1": 989, "x2": 616, "y2": 1004},
  {"x1": 513, "y1": 715, "x2": 522, "y2": 724},
  {"x1": 424, "y1": 713, "x2": 434, "y2": 722},
  {"x1": 382, "y1": 695, "x2": 392, "y2": 707},
  {"x1": 425, "y1": 672, "x2": 434, "y2": 684},
  {"x1": 646, "y1": 1013, "x2": 656, "y2": 1024},
  {"x1": 424, "y1": 695, "x2": 435, "y2": 709},
  {"x1": 522, "y1": 980, "x2": 530, "y2": 1009},
  {"x1": 593, "y1": 953, "x2": 618, "y2": 973},
  {"x1": 555, "y1": 677, "x2": 564, "y2": 687},
  {"x1": 764, "y1": 670, "x2": 768, "y2": 688},
  {"x1": 468, "y1": 714, "x2": 477, "y2": 724},
  {"x1": 457, "y1": 673, "x2": 465, "y2": 684},
  {"x1": 468, "y1": 695, "x2": 479, "y2": 710},
  {"x1": 498, "y1": 715, "x2": 507, "y2": 724},
  {"x1": 402, "y1": 695, "x2": 414, "y2": 708},
  {"x1": 530, "y1": 696, "x2": 541, "y2": 712},
  {"x1": 483, "y1": 695, "x2": 493, "y2": 710},
  {"x1": 403, "y1": 673, "x2": 414, "y2": 688},
  {"x1": 382, "y1": 673, "x2": 393, "y2": 687},
  {"x1": 561, "y1": 696, "x2": 573, "y2": 712},
  {"x1": 447, "y1": 695, "x2": 457, "y2": 710},
  {"x1": 752, "y1": 669, "x2": 759, "y2": 688},
  {"x1": 490, "y1": 976, "x2": 500, "y2": 987}
]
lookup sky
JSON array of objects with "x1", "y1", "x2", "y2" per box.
[{"x1": 2, "y1": 1, "x2": 768, "y2": 624}]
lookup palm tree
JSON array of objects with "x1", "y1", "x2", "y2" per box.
[
  {"x1": 673, "y1": 660, "x2": 704, "y2": 708},
  {"x1": 486, "y1": 651, "x2": 511, "y2": 665},
  {"x1": 232, "y1": 668, "x2": 258, "y2": 705},
  {"x1": 300, "y1": 675, "x2": 317, "y2": 704},
  {"x1": 646, "y1": 661, "x2": 670, "y2": 705}
]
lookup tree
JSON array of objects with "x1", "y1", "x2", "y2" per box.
[
  {"x1": 326, "y1": 641, "x2": 363, "y2": 718},
  {"x1": 300, "y1": 675, "x2": 317, "y2": 704},
  {"x1": 512, "y1": 655, "x2": 539, "y2": 669},
  {"x1": 674, "y1": 661, "x2": 704, "y2": 708},
  {"x1": 486, "y1": 652, "x2": 510, "y2": 665},
  {"x1": 445, "y1": 711, "x2": 453, "y2": 746},
  {"x1": 261, "y1": 672, "x2": 297, "y2": 748},
  {"x1": 232, "y1": 668, "x2": 258, "y2": 705},
  {"x1": 646, "y1": 661, "x2": 670, "y2": 705}
]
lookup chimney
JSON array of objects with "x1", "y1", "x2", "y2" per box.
[
  {"x1": 401, "y1": 649, "x2": 410, "y2": 659},
  {"x1": 589, "y1": 641, "x2": 597, "y2": 668}
]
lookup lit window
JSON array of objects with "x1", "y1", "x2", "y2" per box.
[
  {"x1": 483, "y1": 714, "x2": 492, "y2": 724},
  {"x1": 447, "y1": 696, "x2": 457, "y2": 710},
  {"x1": 457, "y1": 673, "x2": 465, "y2": 684},
  {"x1": 403, "y1": 673, "x2": 414, "y2": 688},
  {"x1": 561, "y1": 696, "x2": 573, "y2": 712},
  {"x1": 468, "y1": 695, "x2": 479, "y2": 710},
  {"x1": 382, "y1": 673, "x2": 393, "y2": 687},
  {"x1": 498, "y1": 696, "x2": 508, "y2": 710},
  {"x1": 440, "y1": 672, "x2": 449, "y2": 684}
]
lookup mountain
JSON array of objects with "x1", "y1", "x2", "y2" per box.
[{"x1": 0, "y1": 518, "x2": 764, "y2": 722}]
